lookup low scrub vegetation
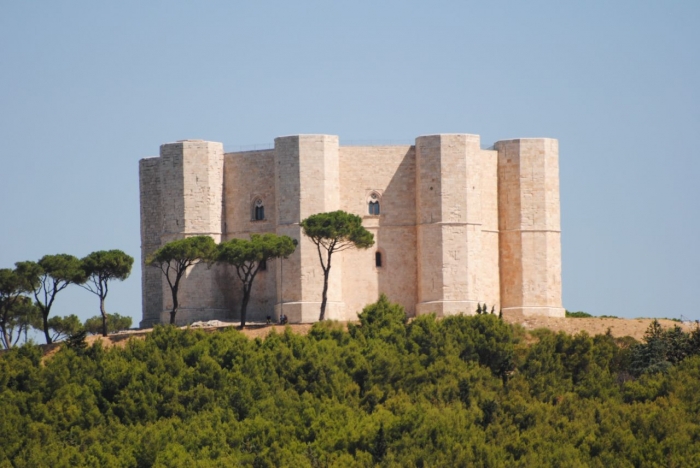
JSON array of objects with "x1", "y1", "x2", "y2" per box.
[{"x1": 1, "y1": 296, "x2": 699, "y2": 466}]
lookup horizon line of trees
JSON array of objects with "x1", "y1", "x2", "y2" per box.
[
  {"x1": 0, "y1": 250, "x2": 133, "y2": 348},
  {"x1": 2, "y1": 296, "x2": 700, "y2": 465}
]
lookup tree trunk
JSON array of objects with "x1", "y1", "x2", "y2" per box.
[
  {"x1": 319, "y1": 250, "x2": 332, "y2": 321},
  {"x1": 319, "y1": 268, "x2": 330, "y2": 321},
  {"x1": 240, "y1": 285, "x2": 251, "y2": 328},
  {"x1": 42, "y1": 308, "x2": 52, "y2": 344},
  {"x1": 170, "y1": 284, "x2": 179, "y2": 325},
  {"x1": 1, "y1": 324, "x2": 10, "y2": 350},
  {"x1": 100, "y1": 296, "x2": 108, "y2": 337}
]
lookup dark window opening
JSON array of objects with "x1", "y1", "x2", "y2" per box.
[
  {"x1": 259, "y1": 259, "x2": 267, "y2": 271},
  {"x1": 375, "y1": 251, "x2": 382, "y2": 268},
  {"x1": 254, "y1": 205, "x2": 265, "y2": 221},
  {"x1": 369, "y1": 201, "x2": 380, "y2": 215}
]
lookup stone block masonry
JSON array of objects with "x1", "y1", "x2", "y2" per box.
[{"x1": 139, "y1": 132, "x2": 565, "y2": 326}]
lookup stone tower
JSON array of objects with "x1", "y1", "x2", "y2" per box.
[
  {"x1": 139, "y1": 140, "x2": 227, "y2": 327},
  {"x1": 494, "y1": 138, "x2": 564, "y2": 317},
  {"x1": 274, "y1": 135, "x2": 345, "y2": 322}
]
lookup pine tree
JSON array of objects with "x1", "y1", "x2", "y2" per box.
[{"x1": 65, "y1": 329, "x2": 88, "y2": 354}]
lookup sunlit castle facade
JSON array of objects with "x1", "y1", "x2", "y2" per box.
[{"x1": 139, "y1": 134, "x2": 564, "y2": 327}]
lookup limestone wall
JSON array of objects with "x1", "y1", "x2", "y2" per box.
[
  {"x1": 274, "y1": 135, "x2": 343, "y2": 322},
  {"x1": 138, "y1": 157, "x2": 163, "y2": 327},
  {"x1": 415, "y1": 134, "x2": 494, "y2": 316},
  {"x1": 221, "y1": 149, "x2": 277, "y2": 322},
  {"x1": 480, "y1": 149, "x2": 501, "y2": 311},
  {"x1": 151, "y1": 140, "x2": 228, "y2": 325},
  {"x1": 495, "y1": 138, "x2": 564, "y2": 317},
  {"x1": 339, "y1": 145, "x2": 417, "y2": 318},
  {"x1": 139, "y1": 132, "x2": 564, "y2": 327}
]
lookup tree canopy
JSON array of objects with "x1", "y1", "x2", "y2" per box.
[
  {"x1": 83, "y1": 313, "x2": 132, "y2": 335},
  {"x1": 0, "y1": 267, "x2": 38, "y2": 349},
  {"x1": 15, "y1": 254, "x2": 85, "y2": 344},
  {"x1": 301, "y1": 210, "x2": 374, "y2": 320},
  {"x1": 2, "y1": 298, "x2": 700, "y2": 466},
  {"x1": 147, "y1": 236, "x2": 217, "y2": 325},
  {"x1": 47, "y1": 314, "x2": 83, "y2": 342},
  {"x1": 216, "y1": 233, "x2": 296, "y2": 327},
  {"x1": 80, "y1": 250, "x2": 133, "y2": 337}
]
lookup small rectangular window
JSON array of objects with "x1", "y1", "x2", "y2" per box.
[
  {"x1": 375, "y1": 252, "x2": 382, "y2": 268},
  {"x1": 259, "y1": 259, "x2": 267, "y2": 271}
]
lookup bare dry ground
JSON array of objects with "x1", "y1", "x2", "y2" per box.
[
  {"x1": 54, "y1": 314, "x2": 694, "y2": 356},
  {"x1": 500, "y1": 312, "x2": 695, "y2": 340}
]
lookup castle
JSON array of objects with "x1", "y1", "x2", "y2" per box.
[{"x1": 139, "y1": 134, "x2": 564, "y2": 327}]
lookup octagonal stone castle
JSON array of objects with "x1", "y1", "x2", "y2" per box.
[{"x1": 139, "y1": 134, "x2": 564, "y2": 327}]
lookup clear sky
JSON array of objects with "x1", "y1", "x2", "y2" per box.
[{"x1": 1, "y1": 1, "x2": 698, "y2": 327}]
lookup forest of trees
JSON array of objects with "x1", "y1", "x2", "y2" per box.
[{"x1": 2, "y1": 296, "x2": 700, "y2": 467}]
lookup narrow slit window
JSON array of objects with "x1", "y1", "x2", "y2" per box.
[
  {"x1": 253, "y1": 199, "x2": 265, "y2": 220},
  {"x1": 375, "y1": 251, "x2": 382, "y2": 268}
]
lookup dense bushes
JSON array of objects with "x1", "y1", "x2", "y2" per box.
[{"x1": 1, "y1": 299, "x2": 700, "y2": 466}]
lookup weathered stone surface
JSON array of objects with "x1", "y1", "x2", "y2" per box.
[{"x1": 139, "y1": 132, "x2": 564, "y2": 326}]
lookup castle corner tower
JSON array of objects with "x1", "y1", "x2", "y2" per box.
[{"x1": 495, "y1": 138, "x2": 564, "y2": 317}]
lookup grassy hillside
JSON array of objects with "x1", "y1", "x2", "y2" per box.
[{"x1": 2, "y1": 296, "x2": 700, "y2": 467}]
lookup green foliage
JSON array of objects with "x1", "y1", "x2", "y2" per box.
[
  {"x1": 47, "y1": 314, "x2": 83, "y2": 341},
  {"x1": 17, "y1": 254, "x2": 85, "y2": 345},
  {"x1": 355, "y1": 293, "x2": 407, "y2": 341},
  {"x1": 81, "y1": 249, "x2": 133, "y2": 283},
  {"x1": 216, "y1": 234, "x2": 296, "y2": 327},
  {"x1": 628, "y1": 320, "x2": 699, "y2": 376},
  {"x1": 301, "y1": 211, "x2": 374, "y2": 321},
  {"x1": 566, "y1": 310, "x2": 593, "y2": 318},
  {"x1": 83, "y1": 313, "x2": 132, "y2": 335},
  {"x1": 0, "y1": 295, "x2": 40, "y2": 349},
  {"x1": 0, "y1": 267, "x2": 39, "y2": 349},
  {"x1": 1, "y1": 297, "x2": 700, "y2": 466},
  {"x1": 65, "y1": 329, "x2": 88, "y2": 353},
  {"x1": 147, "y1": 235, "x2": 218, "y2": 267},
  {"x1": 80, "y1": 250, "x2": 133, "y2": 336},
  {"x1": 300, "y1": 210, "x2": 374, "y2": 251},
  {"x1": 147, "y1": 236, "x2": 217, "y2": 325}
]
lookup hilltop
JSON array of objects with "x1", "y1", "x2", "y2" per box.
[{"x1": 78, "y1": 313, "x2": 693, "y2": 352}]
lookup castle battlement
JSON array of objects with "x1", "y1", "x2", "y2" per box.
[{"x1": 139, "y1": 133, "x2": 564, "y2": 327}]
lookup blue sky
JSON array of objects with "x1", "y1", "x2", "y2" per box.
[{"x1": 1, "y1": 1, "x2": 698, "y2": 326}]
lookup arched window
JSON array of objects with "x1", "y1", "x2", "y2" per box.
[
  {"x1": 253, "y1": 198, "x2": 265, "y2": 221},
  {"x1": 368, "y1": 192, "x2": 380, "y2": 215},
  {"x1": 375, "y1": 251, "x2": 382, "y2": 268}
]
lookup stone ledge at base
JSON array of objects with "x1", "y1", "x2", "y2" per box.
[
  {"x1": 502, "y1": 307, "x2": 566, "y2": 318},
  {"x1": 274, "y1": 301, "x2": 346, "y2": 323},
  {"x1": 158, "y1": 308, "x2": 232, "y2": 326},
  {"x1": 415, "y1": 301, "x2": 481, "y2": 317}
]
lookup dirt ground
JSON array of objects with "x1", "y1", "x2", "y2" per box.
[
  {"x1": 67, "y1": 314, "x2": 696, "y2": 354},
  {"x1": 500, "y1": 312, "x2": 696, "y2": 341}
]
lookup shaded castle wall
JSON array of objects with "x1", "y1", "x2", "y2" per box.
[
  {"x1": 338, "y1": 145, "x2": 417, "y2": 319},
  {"x1": 139, "y1": 157, "x2": 163, "y2": 328},
  {"x1": 222, "y1": 149, "x2": 277, "y2": 322}
]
